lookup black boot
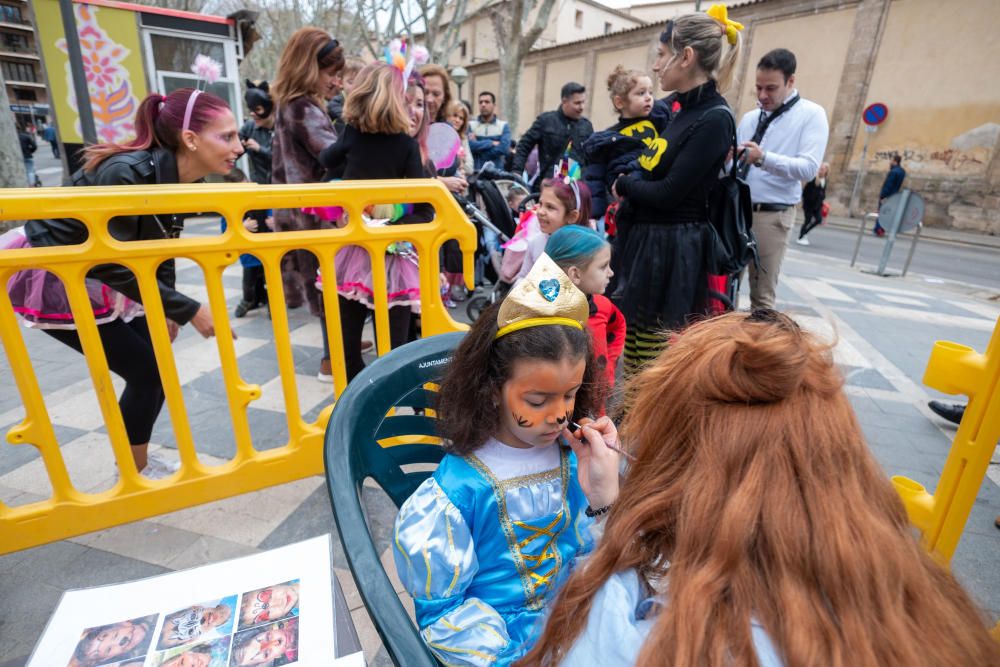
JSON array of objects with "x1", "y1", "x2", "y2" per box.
[
  {"x1": 234, "y1": 300, "x2": 253, "y2": 318},
  {"x1": 928, "y1": 400, "x2": 965, "y2": 425}
]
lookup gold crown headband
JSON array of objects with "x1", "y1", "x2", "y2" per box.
[{"x1": 495, "y1": 254, "x2": 589, "y2": 339}]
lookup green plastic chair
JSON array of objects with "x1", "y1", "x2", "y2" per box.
[{"x1": 324, "y1": 332, "x2": 466, "y2": 667}]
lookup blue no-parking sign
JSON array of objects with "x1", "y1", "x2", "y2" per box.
[{"x1": 863, "y1": 103, "x2": 889, "y2": 126}]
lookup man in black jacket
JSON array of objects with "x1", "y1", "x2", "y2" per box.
[
  {"x1": 874, "y1": 154, "x2": 905, "y2": 236},
  {"x1": 512, "y1": 82, "x2": 594, "y2": 191}
]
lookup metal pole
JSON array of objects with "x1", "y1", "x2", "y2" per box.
[
  {"x1": 876, "y1": 189, "x2": 909, "y2": 276},
  {"x1": 58, "y1": 0, "x2": 98, "y2": 146},
  {"x1": 902, "y1": 222, "x2": 923, "y2": 277},
  {"x1": 851, "y1": 213, "x2": 876, "y2": 268},
  {"x1": 848, "y1": 127, "x2": 876, "y2": 218}
]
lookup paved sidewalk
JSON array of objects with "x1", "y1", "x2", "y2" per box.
[
  {"x1": 1, "y1": 222, "x2": 998, "y2": 664},
  {"x1": 823, "y1": 213, "x2": 1000, "y2": 249}
]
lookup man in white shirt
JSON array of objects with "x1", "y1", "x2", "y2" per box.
[{"x1": 737, "y1": 48, "x2": 829, "y2": 310}]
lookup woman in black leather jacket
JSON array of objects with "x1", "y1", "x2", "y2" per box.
[{"x1": 6, "y1": 88, "x2": 243, "y2": 478}]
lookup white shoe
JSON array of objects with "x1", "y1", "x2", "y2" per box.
[
  {"x1": 796, "y1": 237, "x2": 810, "y2": 246},
  {"x1": 317, "y1": 358, "x2": 334, "y2": 383},
  {"x1": 142, "y1": 453, "x2": 180, "y2": 480}
]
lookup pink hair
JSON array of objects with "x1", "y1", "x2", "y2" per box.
[
  {"x1": 407, "y1": 73, "x2": 430, "y2": 166},
  {"x1": 541, "y1": 177, "x2": 593, "y2": 223},
  {"x1": 83, "y1": 88, "x2": 230, "y2": 172}
]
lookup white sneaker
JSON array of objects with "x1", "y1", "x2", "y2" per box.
[
  {"x1": 143, "y1": 453, "x2": 180, "y2": 479},
  {"x1": 317, "y1": 358, "x2": 334, "y2": 383},
  {"x1": 796, "y1": 237, "x2": 811, "y2": 246}
]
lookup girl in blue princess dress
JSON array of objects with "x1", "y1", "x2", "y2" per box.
[{"x1": 393, "y1": 254, "x2": 622, "y2": 666}]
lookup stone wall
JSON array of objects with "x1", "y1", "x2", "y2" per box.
[{"x1": 465, "y1": 0, "x2": 1000, "y2": 233}]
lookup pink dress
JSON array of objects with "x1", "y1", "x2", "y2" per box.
[
  {"x1": 2, "y1": 228, "x2": 141, "y2": 329},
  {"x1": 499, "y1": 211, "x2": 541, "y2": 283}
]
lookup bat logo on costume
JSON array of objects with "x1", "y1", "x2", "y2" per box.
[{"x1": 620, "y1": 120, "x2": 668, "y2": 171}]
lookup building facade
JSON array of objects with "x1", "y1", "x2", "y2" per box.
[
  {"x1": 441, "y1": 0, "x2": 646, "y2": 68},
  {"x1": 0, "y1": 0, "x2": 49, "y2": 128},
  {"x1": 466, "y1": 0, "x2": 1000, "y2": 233}
]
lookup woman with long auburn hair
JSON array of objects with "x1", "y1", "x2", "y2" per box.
[
  {"x1": 520, "y1": 310, "x2": 1000, "y2": 667},
  {"x1": 270, "y1": 27, "x2": 345, "y2": 382}
]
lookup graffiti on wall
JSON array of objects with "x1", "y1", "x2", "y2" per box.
[
  {"x1": 871, "y1": 148, "x2": 986, "y2": 172},
  {"x1": 868, "y1": 123, "x2": 999, "y2": 175}
]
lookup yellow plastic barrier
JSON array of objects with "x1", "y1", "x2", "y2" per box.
[
  {"x1": 0, "y1": 180, "x2": 475, "y2": 555},
  {"x1": 891, "y1": 316, "x2": 1000, "y2": 565}
]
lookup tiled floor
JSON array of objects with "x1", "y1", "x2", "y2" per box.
[{"x1": 1, "y1": 221, "x2": 999, "y2": 664}]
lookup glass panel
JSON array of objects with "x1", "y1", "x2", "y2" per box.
[
  {"x1": 162, "y1": 76, "x2": 236, "y2": 111},
  {"x1": 150, "y1": 34, "x2": 227, "y2": 77}
]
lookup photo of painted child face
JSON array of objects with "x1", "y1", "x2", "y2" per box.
[
  {"x1": 69, "y1": 616, "x2": 155, "y2": 667},
  {"x1": 161, "y1": 650, "x2": 211, "y2": 667},
  {"x1": 232, "y1": 627, "x2": 292, "y2": 665},
  {"x1": 495, "y1": 356, "x2": 586, "y2": 449},
  {"x1": 239, "y1": 582, "x2": 299, "y2": 628}
]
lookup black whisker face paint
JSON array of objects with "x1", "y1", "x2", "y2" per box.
[{"x1": 513, "y1": 413, "x2": 532, "y2": 428}]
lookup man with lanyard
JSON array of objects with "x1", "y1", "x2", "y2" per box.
[{"x1": 737, "y1": 48, "x2": 829, "y2": 310}]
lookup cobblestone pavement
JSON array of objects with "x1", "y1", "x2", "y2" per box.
[{"x1": 1, "y1": 217, "x2": 998, "y2": 664}]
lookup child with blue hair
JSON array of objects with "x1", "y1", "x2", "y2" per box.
[{"x1": 546, "y1": 226, "x2": 625, "y2": 394}]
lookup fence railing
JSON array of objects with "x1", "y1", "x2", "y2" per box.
[{"x1": 0, "y1": 180, "x2": 474, "y2": 554}]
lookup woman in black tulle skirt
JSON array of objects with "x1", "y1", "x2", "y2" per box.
[{"x1": 612, "y1": 13, "x2": 741, "y2": 374}]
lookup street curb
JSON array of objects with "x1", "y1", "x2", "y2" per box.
[{"x1": 821, "y1": 217, "x2": 1000, "y2": 250}]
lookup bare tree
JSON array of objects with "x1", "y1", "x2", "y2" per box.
[
  {"x1": 352, "y1": 0, "x2": 470, "y2": 65},
  {"x1": 0, "y1": 75, "x2": 28, "y2": 189},
  {"x1": 490, "y1": 0, "x2": 559, "y2": 135},
  {"x1": 417, "y1": 0, "x2": 470, "y2": 65}
]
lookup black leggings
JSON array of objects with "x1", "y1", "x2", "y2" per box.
[
  {"x1": 242, "y1": 265, "x2": 267, "y2": 306},
  {"x1": 799, "y1": 203, "x2": 824, "y2": 239},
  {"x1": 44, "y1": 317, "x2": 164, "y2": 445},
  {"x1": 338, "y1": 296, "x2": 411, "y2": 382}
]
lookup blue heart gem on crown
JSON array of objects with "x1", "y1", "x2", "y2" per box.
[{"x1": 538, "y1": 278, "x2": 560, "y2": 302}]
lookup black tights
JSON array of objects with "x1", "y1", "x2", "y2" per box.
[
  {"x1": 241, "y1": 265, "x2": 267, "y2": 306},
  {"x1": 338, "y1": 296, "x2": 411, "y2": 382},
  {"x1": 44, "y1": 317, "x2": 164, "y2": 445},
  {"x1": 799, "y1": 203, "x2": 824, "y2": 239}
]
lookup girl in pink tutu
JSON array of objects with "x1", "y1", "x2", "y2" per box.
[{"x1": 319, "y1": 59, "x2": 434, "y2": 381}]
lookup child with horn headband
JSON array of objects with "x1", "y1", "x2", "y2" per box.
[
  {"x1": 393, "y1": 254, "x2": 621, "y2": 666},
  {"x1": 501, "y1": 158, "x2": 593, "y2": 284}
]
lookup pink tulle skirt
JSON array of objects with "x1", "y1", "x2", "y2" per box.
[
  {"x1": 332, "y1": 244, "x2": 421, "y2": 310},
  {"x1": 3, "y1": 228, "x2": 142, "y2": 329}
]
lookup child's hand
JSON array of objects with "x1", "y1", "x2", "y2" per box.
[
  {"x1": 563, "y1": 416, "x2": 620, "y2": 511},
  {"x1": 265, "y1": 215, "x2": 275, "y2": 231},
  {"x1": 243, "y1": 216, "x2": 258, "y2": 232}
]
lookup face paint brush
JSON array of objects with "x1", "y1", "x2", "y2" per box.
[{"x1": 567, "y1": 419, "x2": 636, "y2": 461}]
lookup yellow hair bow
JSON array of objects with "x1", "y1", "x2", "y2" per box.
[{"x1": 706, "y1": 3, "x2": 744, "y2": 46}]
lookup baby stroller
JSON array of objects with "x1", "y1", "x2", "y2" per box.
[{"x1": 454, "y1": 164, "x2": 529, "y2": 322}]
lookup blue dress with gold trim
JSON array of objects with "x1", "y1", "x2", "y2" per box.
[{"x1": 393, "y1": 446, "x2": 594, "y2": 666}]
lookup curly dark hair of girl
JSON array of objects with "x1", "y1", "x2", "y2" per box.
[{"x1": 437, "y1": 303, "x2": 602, "y2": 455}]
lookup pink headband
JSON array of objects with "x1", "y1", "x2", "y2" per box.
[{"x1": 182, "y1": 90, "x2": 201, "y2": 133}]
